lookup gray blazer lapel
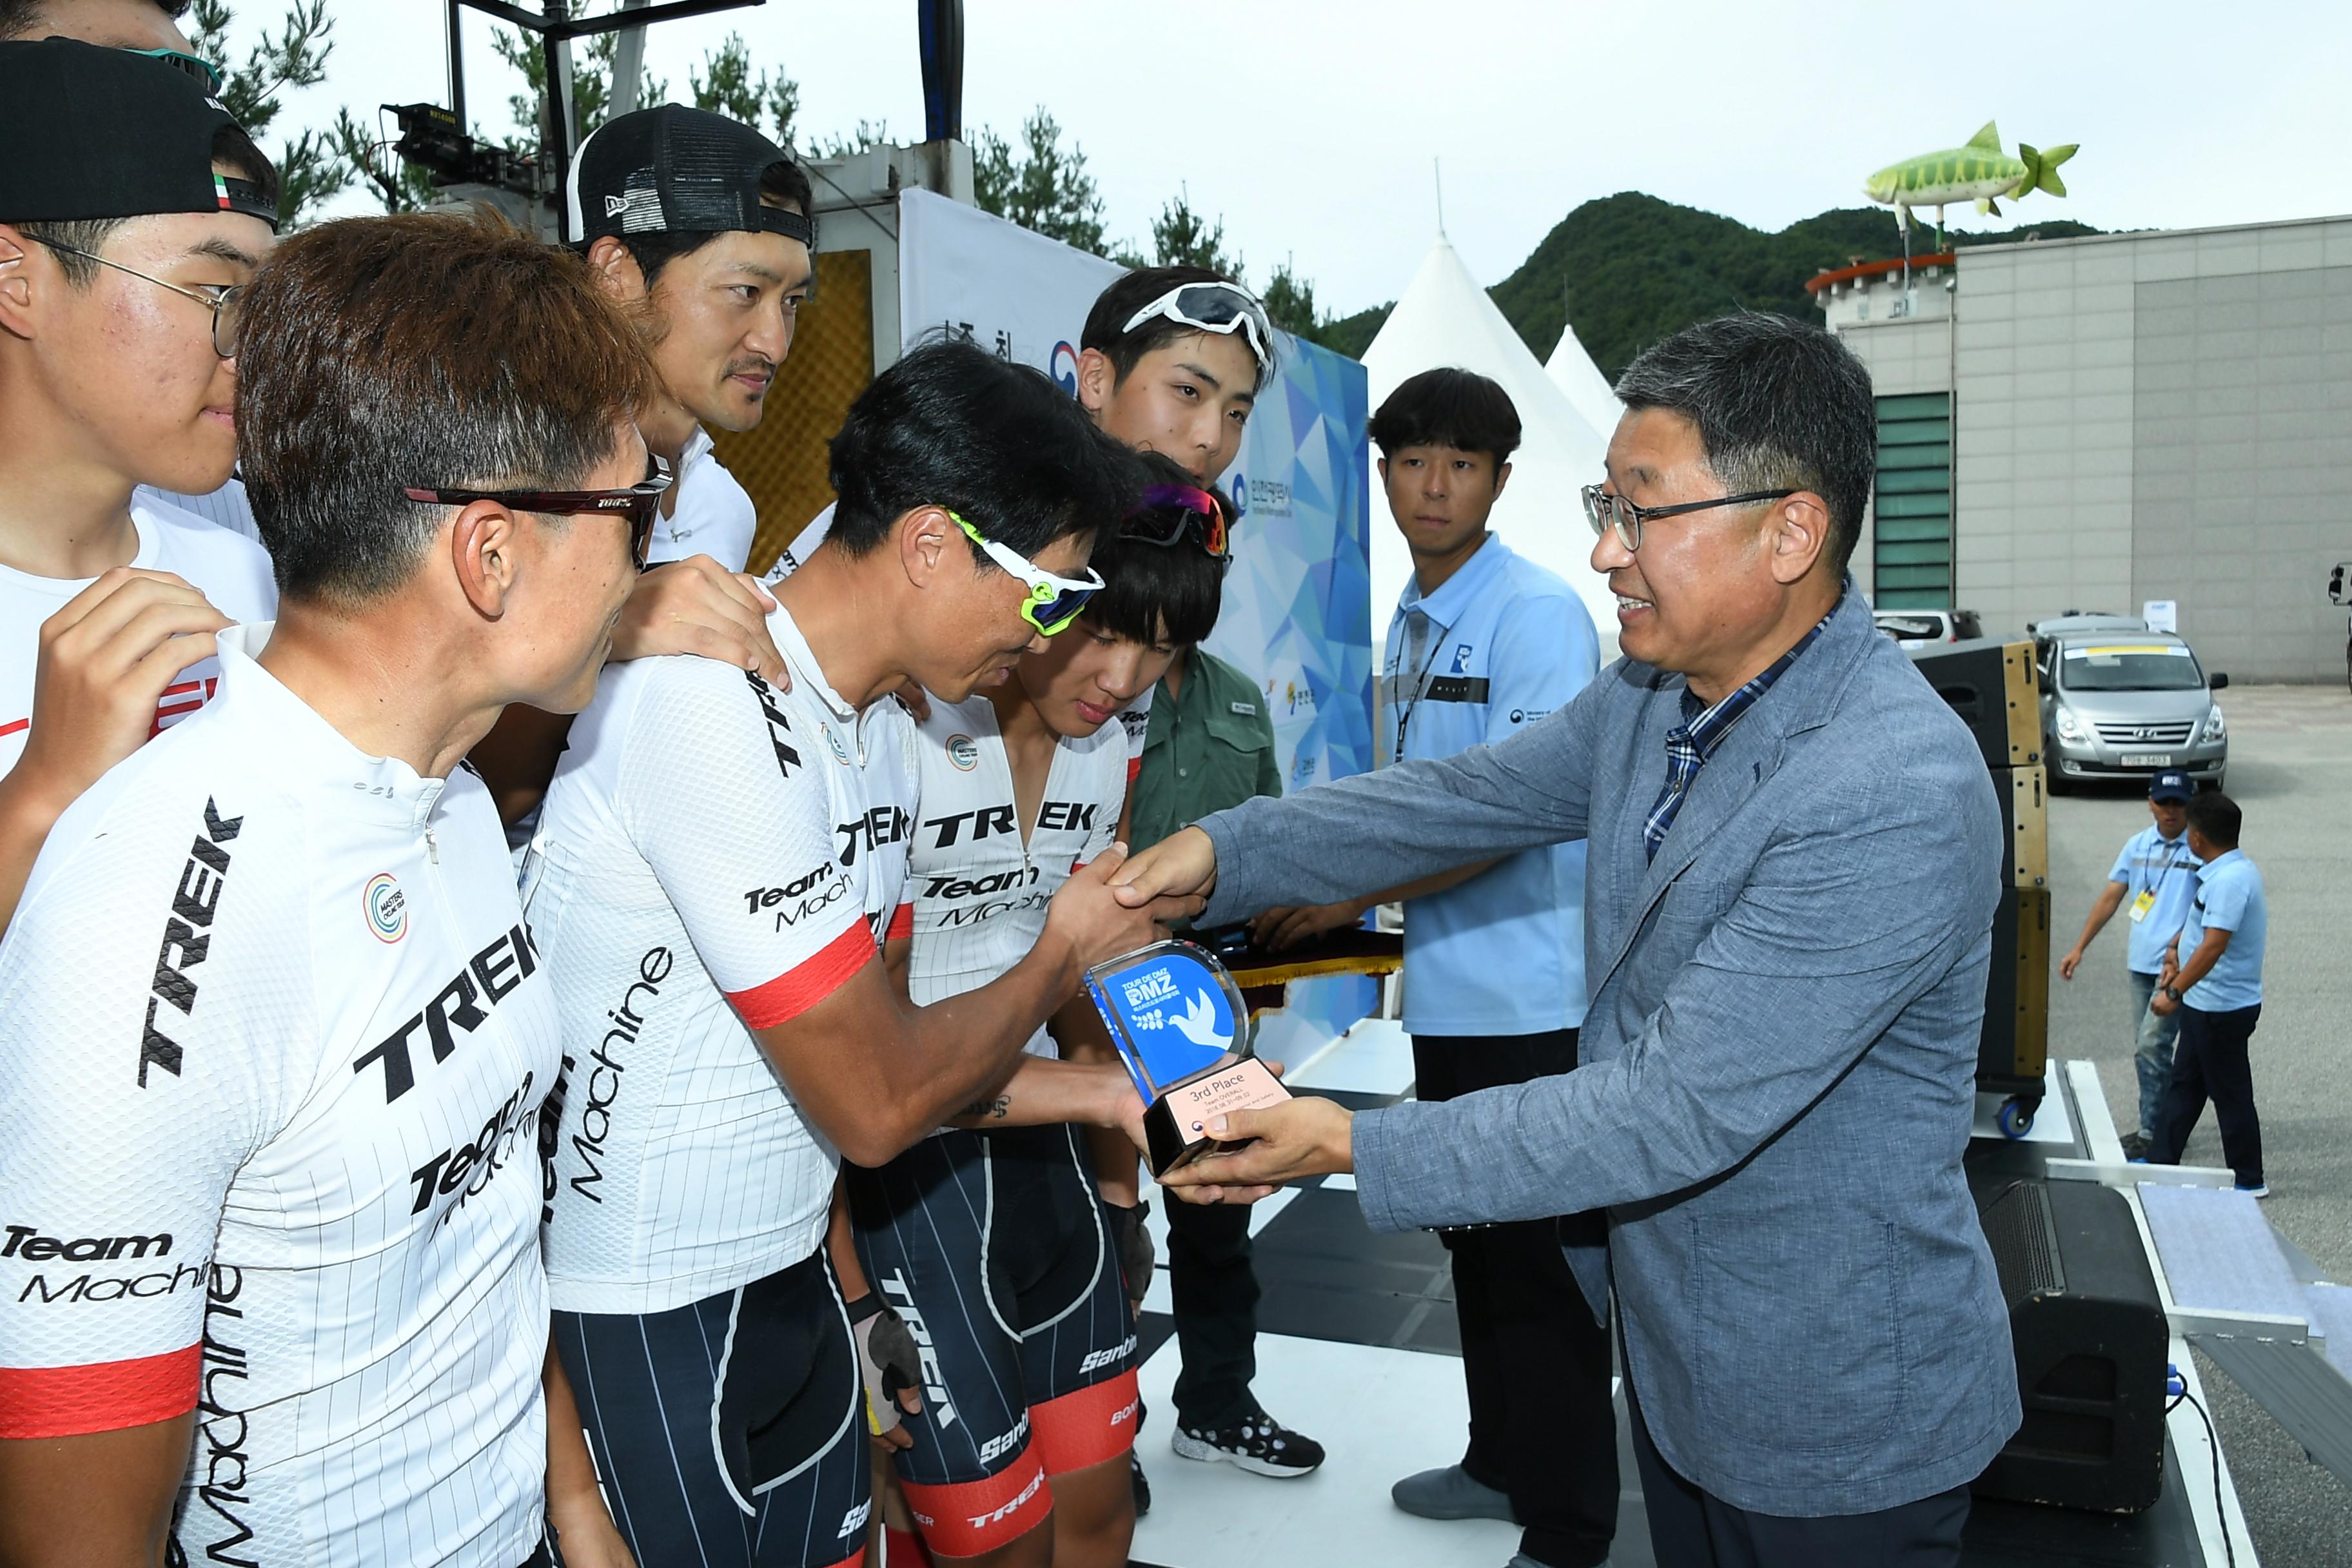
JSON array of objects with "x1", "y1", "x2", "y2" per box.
[{"x1": 1584, "y1": 589, "x2": 1874, "y2": 999}]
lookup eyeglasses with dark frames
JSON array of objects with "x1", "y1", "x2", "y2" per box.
[
  {"x1": 402, "y1": 454, "x2": 674, "y2": 570},
  {"x1": 20, "y1": 235, "x2": 244, "y2": 358},
  {"x1": 1580, "y1": 483, "x2": 1799, "y2": 553}
]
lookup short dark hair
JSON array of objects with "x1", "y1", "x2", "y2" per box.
[
  {"x1": 1081, "y1": 263, "x2": 1271, "y2": 394},
  {"x1": 1612, "y1": 311, "x2": 1875, "y2": 576},
  {"x1": 14, "y1": 122, "x2": 277, "y2": 288},
  {"x1": 827, "y1": 335, "x2": 1142, "y2": 567},
  {"x1": 597, "y1": 159, "x2": 812, "y2": 290},
  {"x1": 237, "y1": 208, "x2": 654, "y2": 603},
  {"x1": 0, "y1": 1, "x2": 193, "y2": 37},
  {"x1": 1369, "y1": 367, "x2": 1522, "y2": 467},
  {"x1": 1081, "y1": 452, "x2": 1228, "y2": 647},
  {"x1": 2186, "y1": 790, "x2": 2241, "y2": 849}
]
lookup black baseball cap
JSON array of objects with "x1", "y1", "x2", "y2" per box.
[
  {"x1": 565, "y1": 104, "x2": 813, "y2": 248},
  {"x1": 2150, "y1": 770, "x2": 2193, "y2": 803},
  {"x1": 0, "y1": 39, "x2": 277, "y2": 230}
]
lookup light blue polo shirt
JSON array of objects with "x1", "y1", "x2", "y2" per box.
[
  {"x1": 2108, "y1": 825, "x2": 2202, "y2": 975},
  {"x1": 1380, "y1": 534, "x2": 1598, "y2": 1035},
  {"x1": 2180, "y1": 848, "x2": 2266, "y2": 1012}
]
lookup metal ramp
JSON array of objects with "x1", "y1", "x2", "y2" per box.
[{"x1": 2048, "y1": 1061, "x2": 2352, "y2": 1491}]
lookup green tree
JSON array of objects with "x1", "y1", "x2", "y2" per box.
[
  {"x1": 1150, "y1": 188, "x2": 1241, "y2": 278},
  {"x1": 691, "y1": 31, "x2": 797, "y2": 144},
  {"x1": 491, "y1": 2, "x2": 666, "y2": 157},
  {"x1": 811, "y1": 119, "x2": 890, "y2": 159},
  {"x1": 1261, "y1": 257, "x2": 1320, "y2": 342},
  {"x1": 971, "y1": 108, "x2": 1105, "y2": 255},
  {"x1": 188, "y1": 0, "x2": 340, "y2": 226},
  {"x1": 326, "y1": 106, "x2": 433, "y2": 214}
]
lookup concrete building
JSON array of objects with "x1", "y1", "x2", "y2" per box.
[{"x1": 1813, "y1": 217, "x2": 2352, "y2": 681}]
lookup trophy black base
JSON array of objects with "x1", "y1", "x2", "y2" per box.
[{"x1": 1144, "y1": 1056, "x2": 1291, "y2": 1175}]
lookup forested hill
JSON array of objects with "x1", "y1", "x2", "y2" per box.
[{"x1": 1318, "y1": 191, "x2": 2104, "y2": 377}]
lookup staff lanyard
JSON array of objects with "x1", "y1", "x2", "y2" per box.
[
  {"x1": 1392, "y1": 612, "x2": 1447, "y2": 763},
  {"x1": 2144, "y1": 836, "x2": 2195, "y2": 900}
]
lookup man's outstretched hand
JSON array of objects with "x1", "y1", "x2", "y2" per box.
[
  {"x1": 1110, "y1": 825, "x2": 1219, "y2": 910},
  {"x1": 1157, "y1": 1095, "x2": 1355, "y2": 1206}
]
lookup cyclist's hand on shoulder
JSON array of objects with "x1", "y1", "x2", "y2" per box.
[
  {"x1": 13, "y1": 567, "x2": 231, "y2": 815},
  {"x1": 609, "y1": 554, "x2": 787, "y2": 684}
]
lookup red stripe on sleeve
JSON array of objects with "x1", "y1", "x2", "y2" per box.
[
  {"x1": 1126, "y1": 756, "x2": 1142, "y2": 783},
  {"x1": 727, "y1": 923, "x2": 876, "y2": 1029},
  {"x1": 0, "y1": 1344, "x2": 201, "y2": 1438},
  {"x1": 886, "y1": 903, "x2": 913, "y2": 942}
]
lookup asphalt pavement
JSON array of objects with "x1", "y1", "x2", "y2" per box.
[{"x1": 2048, "y1": 683, "x2": 2352, "y2": 1565}]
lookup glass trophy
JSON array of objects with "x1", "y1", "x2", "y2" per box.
[{"x1": 1084, "y1": 939, "x2": 1292, "y2": 1175}]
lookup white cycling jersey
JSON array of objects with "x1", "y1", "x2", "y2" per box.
[
  {"x1": 905, "y1": 694, "x2": 1123, "y2": 1055},
  {"x1": 531, "y1": 605, "x2": 916, "y2": 1315},
  {"x1": 1, "y1": 496, "x2": 275, "y2": 778},
  {"x1": 643, "y1": 425, "x2": 756, "y2": 574},
  {"x1": 1114, "y1": 685, "x2": 1152, "y2": 779},
  {"x1": 0, "y1": 624, "x2": 555, "y2": 1568},
  {"x1": 762, "y1": 500, "x2": 834, "y2": 583},
  {"x1": 137, "y1": 475, "x2": 263, "y2": 544}
]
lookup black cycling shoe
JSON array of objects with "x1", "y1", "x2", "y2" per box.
[
  {"x1": 1131, "y1": 1452, "x2": 1152, "y2": 1516},
  {"x1": 1171, "y1": 1407, "x2": 1326, "y2": 1477}
]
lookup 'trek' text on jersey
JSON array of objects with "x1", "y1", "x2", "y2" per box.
[
  {"x1": 903, "y1": 694, "x2": 1126, "y2": 1057},
  {"x1": 138, "y1": 798, "x2": 242, "y2": 1087}
]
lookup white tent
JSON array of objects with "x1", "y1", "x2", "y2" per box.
[
  {"x1": 1545, "y1": 321, "x2": 1625, "y2": 451},
  {"x1": 1362, "y1": 237, "x2": 1619, "y2": 662}
]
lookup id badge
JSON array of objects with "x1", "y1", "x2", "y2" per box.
[{"x1": 2128, "y1": 888, "x2": 2156, "y2": 923}]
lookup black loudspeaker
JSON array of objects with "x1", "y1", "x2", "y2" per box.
[
  {"x1": 1970, "y1": 1173, "x2": 2169, "y2": 1513},
  {"x1": 1979, "y1": 885, "x2": 2050, "y2": 1097},
  {"x1": 1912, "y1": 638, "x2": 2041, "y2": 768},
  {"x1": 1916, "y1": 638, "x2": 2052, "y2": 1097},
  {"x1": 1990, "y1": 764, "x2": 2049, "y2": 892}
]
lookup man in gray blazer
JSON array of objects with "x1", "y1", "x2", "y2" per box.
[{"x1": 1113, "y1": 312, "x2": 2019, "y2": 1567}]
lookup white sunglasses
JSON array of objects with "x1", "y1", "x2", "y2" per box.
[{"x1": 1119, "y1": 281, "x2": 1274, "y2": 371}]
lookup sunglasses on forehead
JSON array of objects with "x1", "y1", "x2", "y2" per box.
[
  {"x1": 1123, "y1": 483, "x2": 1235, "y2": 562},
  {"x1": 402, "y1": 455, "x2": 674, "y2": 570}
]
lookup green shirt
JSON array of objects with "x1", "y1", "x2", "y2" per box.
[{"x1": 1130, "y1": 647, "x2": 1282, "y2": 853}]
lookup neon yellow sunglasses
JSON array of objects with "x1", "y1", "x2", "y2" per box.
[{"x1": 948, "y1": 511, "x2": 1105, "y2": 637}]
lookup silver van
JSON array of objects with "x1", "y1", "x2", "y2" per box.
[{"x1": 2037, "y1": 631, "x2": 2228, "y2": 791}]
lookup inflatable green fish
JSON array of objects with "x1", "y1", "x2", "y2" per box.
[{"x1": 1865, "y1": 122, "x2": 2077, "y2": 233}]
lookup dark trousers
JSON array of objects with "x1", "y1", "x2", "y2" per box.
[
  {"x1": 2148, "y1": 1002, "x2": 2264, "y2": 1186},
  {"x1": 1167, "y1": 1186, "x2": 1260, "y2": 1429},
  {"x1": 1414, "y1": 1030, "x2": 1618, "y2": 1568},
  {"x1": 1627, "y1": 1367, "x2": 1969, "y2": 1568}
]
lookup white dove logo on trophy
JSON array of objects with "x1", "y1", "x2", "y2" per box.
[{"x1": 1171, "y1": 988, "x2": 1225, "y2": 1048}]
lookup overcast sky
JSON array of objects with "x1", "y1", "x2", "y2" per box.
[{"x1": 252, "y1": 0, "x2": 2352, "y2": 317}]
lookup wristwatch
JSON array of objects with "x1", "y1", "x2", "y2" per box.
[{"x1": 2161, "y1": 984, "x2": 2182, "y2": 1003}]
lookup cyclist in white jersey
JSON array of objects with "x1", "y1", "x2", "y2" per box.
[
  {"x1": 0, "y1": 43, "x2": 279, "y2": 937},
  {"x1": 852, "y1": 458, "x2": 1231, "y2": 1567},
  {"x1": 529, "y1": 339, "x2": 1198, "y2": 1568},
  {"x1": 0, "y1": 208, "x2": 658, "y2": 1565}
]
